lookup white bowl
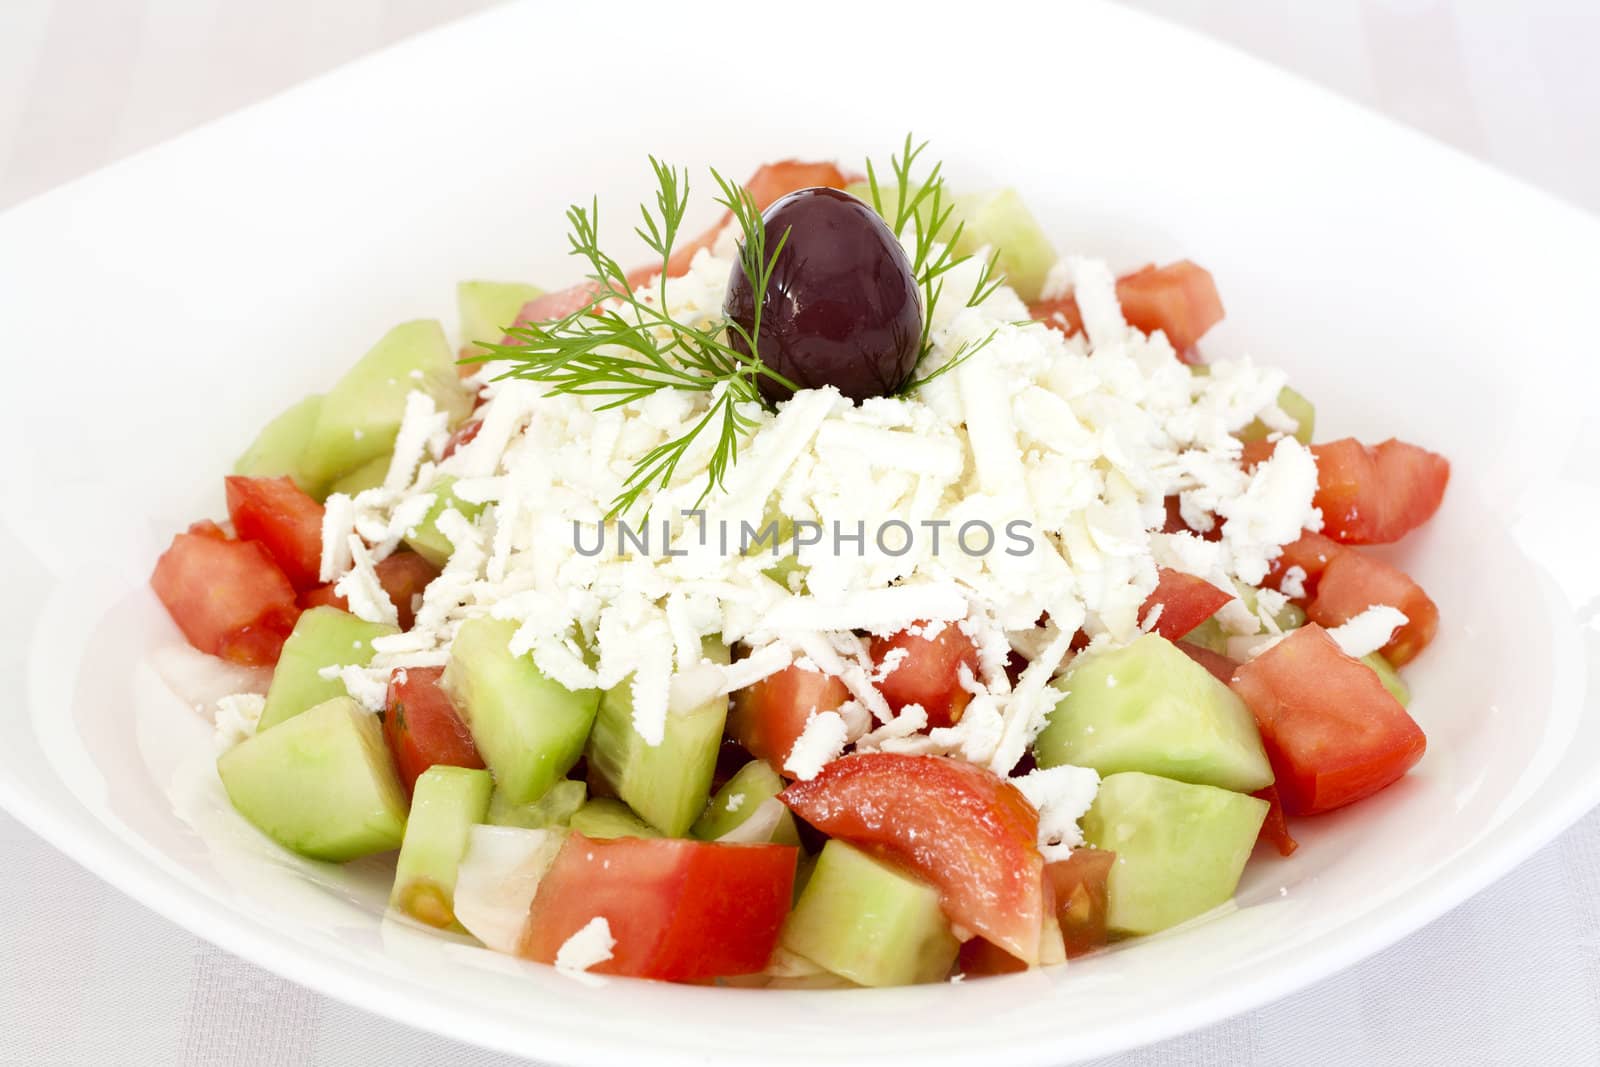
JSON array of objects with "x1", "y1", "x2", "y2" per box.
[{"x1": 3, "y1": 1, "x2": 1599, "y2": 1063}]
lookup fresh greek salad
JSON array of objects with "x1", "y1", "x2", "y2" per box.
[{"x1": 152, "y1": 140, "x2": 1448, "y2": 987}]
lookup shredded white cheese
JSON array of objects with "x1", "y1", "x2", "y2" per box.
[
  {"x1": 1326, "y1": 605, "x2": 1408, "y2": 659},
  {"x1": 212, "y1": 692, "x2": 265, "y2": 753},
  {"x1": 1013, "y1": 765, "x2": 1102, "y2": 861},
  {"x1": 784, "y1": 710, "x2": 849, "y2": 780},
  {"x1": 554, "y1": 917, "x2": 615, "y2": 976}
]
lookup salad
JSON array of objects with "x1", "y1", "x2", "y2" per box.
[{"x1": 151, "y1": 139, "x2": 1449, "y2": 987}]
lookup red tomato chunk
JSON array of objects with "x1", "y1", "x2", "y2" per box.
[
  {"x1": 300, "y1": 550, "x2": 439, "y2": 630},
  {"x1": 728, "y1": 661, "x2": 850, "y2": 776},
  {"x1": 869, "y1": 620, "x2": 981, "y2": 729},
  {"x1": 1045, "y1": 848, "x2": 1116, "y2": 958},
  {"x1": 150, "y1": 528, "x2": 299, "y2": 666},
  {"x1": 383, "y1": 666, "x2": 483, "y2": 796},
  {"x1": 1252, "y1": 783, "x2": 1298, "y2": 857},
  {"x1": 1029, "y1": 260, "x2": 1224, "y2": 362},
  {"x1": 1141, "y1": 568, "x2": 1234, "y2": 641},
  {"x1": 520, "y1": 835, "x2": 797, "y2": 981},
  {"x1": 224, "y1": 475, "x2": 325, "y2": 590},
  {"x1": 1311, "y1": 438, "x2": 1449, "y2": 545},
  {"x1": 1308, "y1": 549, "x2": 1439, "y2": 667},
  {"x1": 1230, "y1": 625, "x2": 1425, "y2": 816},
  {"x1": 782, "y1": 753, "x2": 1045, "y2": 964}
]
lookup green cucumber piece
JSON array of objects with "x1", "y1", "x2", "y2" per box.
[
  {"x1": 233, "y1": 394, "x2": 324, "y2": 494},
  {"x1": 259, "y1": 607, "x2": 398, "y2": 732},
  {"x1": 459, "y1": 280, "x2": 543, "y2": 354},
  {"x1": 568, "y1": 798, "x2": 662, "y2": 839},
  {"x1": 1361, "y1": 652, "x2": 1410, "y2": 706},
  {"x1": 781, "y1": 841, "x2": 959, "y2": 987},
  {"x1": 692, "y1": 759, "x2": 801, "y2": 845},
  {"x1": 585, "y1": 640, "x2": 730, "y2": 837},
  {"x1": 300, "y1": 320, "x2": 472, "y2": 489},
  {"x1": 953, "y1": 188, "x2": 1056, "y2": 302},
  {"x1": 327, "y1": 453, "x2": 391, "y2": 497},
  {"x1": 1036, "y1": 634, "x2": 1273, "y2": 793},
  {"x1": 1240, "y1": 386, "x2": 1316, "y2": 446},
  {"x1": 1188, "y1": 583, "x2": 1305, "y2": 651},
  {"x1": 843, "y1": 181, "x2": 944, "y2": 238},
  {"x1": 1081, "y1": 772, "x2": 1268, "y2": 936},
  {"x1": 441, "y1": 617, "x2": 601, "y2": 807},
  {"x1": 217, "y1": 696, "x2": 407, "y2": 862},
  {"x1": 403, "y1": 476, "x2": 486, "y2": 568},
  {"x1": 390, "y1": 766, "x2": 493, "y2": 930},
  {"x1": 487, "y1": 779, "x2": 587, "y2": 830}
]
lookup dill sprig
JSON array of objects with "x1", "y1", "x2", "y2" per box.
[
  {"x1": 471, "y1": 159, "x2": 796, "y2": 517},
  {"x1": 863, "y1": 134, "x2": 1004, "y2": 392}
]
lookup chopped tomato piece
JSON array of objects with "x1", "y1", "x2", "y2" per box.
[
  {"x1": 382, "y1": 666, "x2": 484, "y2": 795},
  {"x1": 1030, "y1": 261, "x2": 1224, "y2": 362},
  {"x1": 627, "y1": 159, "x2": 853, "y2": 289},
  {"x1": 440, "y1": 418, "x2": 481, "y2": 460},
  {"x1": 224, "y1": 475, "x2": 325, "y2": 590},
  {"x1": 1140, "y1": 568, "x2": 1233, "y2": 641},
  {"x1": 299, "y1": 550, "x2": 439, "y2": 630},
  {"x1": 150, "y1": 528, "x2": 300, "y2": 666},
  {"x1": 1265, "y1": 529, "x2": 1346, "y2": 602},
  {"x1": 1230, "y1": 624, "x2": 1426, "y2": 815},
  {"x1": 957, "y1": 934, "x2": 1028, "y2": 977},
  {"x1": 869, "y1": 620, "x2": 981, "y2": 729},
  {"x1": 1045, "y1": 848, "x2": 1116, "y2": 958},
  {"x1": 728, "y1": 661, "x2": 850, "y2": 775},
  {"x1": 1252, "y1": 783, "x2": 1298, "y2": 857},
  {"x1": 520, "y1": 835, "x2": 797, "y2": 981},
  {"x1": 187, "y1": 519, "x2": 230, "y2": 541},
  {"x1": 1311, "y1": 438, "x2": 1449, "y2": 545},
  {"x1": 1177, "y1": 641, "x2": 1239, "y2": 685},
  {"x1": 507, "y1": 282, "x2": 601, "y2": 334},
  {"x1": 1307, "y1": 549, "x2": 1438, "y2": 666},
  {"x1": 781, "y1": 753, "x2": 1045, "y2": 964}
]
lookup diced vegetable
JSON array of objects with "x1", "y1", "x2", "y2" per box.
[
  {"x1": 781, "y1": 753, "x2": 1045, "y2": 964},
  {"x1": 1307, "y1": 549, "x2": 1438, "y2": 666},
  {"x1": 1230, "y1": 624, "x2": 1426, "y2": 815},
  {"x1": 585, "y1": 641, "x2": 730, "y2": 837},
  {"x1": 326, "y1": 453, "x2": 391, "y2": 497},
  {"x1": 217, "y1": 696, "x2": 407, "y2": 862},
  {"x1": 868, "y1": 620, "x2": 980, "y2": 728},
  {"x1": 299, "y1": 550, "x2": 439, "y2": 631},
  {"x1": 728, "y1": 660, "x2": 850, "y2": 775},
  {"x1": 232, "y1": 394, "x2": 323, "y2": 494},
  {"x1": 258, "y1": 606, "x2": 397, "y2": 732},
  {"x1": 1177, "y1": 640, "x2": 1239, "y2": 685},
  {"x1": 951, "y1": 188, "x2": 1057, "y2": 303},
  {"x1": 1035, "y1": 634, "x2": 1274, "y2": 793},
  {"x1": 382, "y1": 665, "x2": 484, "y2": 796},
  {"x1": 150, "y1": 526, "x2": 300, "y2": 666},
  {"x1": 1045, "y1": 848, "x2": 1116, "y2": 958},
  {"x1": 1139, "y1": 568, "x2": 1234, "y2": 641},
  {"x1": 390, "y1": 766, "x2": 493, "y2": 930},
  {"x1": 458, "y1": 280, "x2": 544, "y2": 354},
  {"x1": 1080, "y1": 772, "x2": 1267, "y2": 936},
  {"x1": 520, "y1": 834, "x2": 798, "y2": 981},
  {"x1": 1253, "y1": 783, "x2": 1298, "y2": 857},
  {"x1": 781, "y1": 840, "x2": 959, "y2": 987},
  {"x1": 1362, "y1": 651, "x2": 1410, "y2": 706},
  {"x1": 487, "y1": 779, "x2": 586, "y2": 830},
  {"x1": 1265, "y1": 529, "x2": 1345, "y2": 601},
  {"x1": 442, "y1": 618, "x2": 601, "y2": 806},
  {"x1": 1029, "y1": 260, "x2": 1225, "y2": 361},
  {"x1": 693, "y1": 759, "x2": 801, "y2": 845},
  {"x1": 1238, "y1": 386, "x2": 1316, "y2": 446},
  {"x1": 402, "y1": 476, "x2": 484, "y2": 569},
  {"x1": 224, "y1": 476, "x2": 325, "y2": 591},
  {"x1": 452, "y1": 826, "x2": 565, "y2": 954},
  {"x1": 1310, "y1": 438, "x2": 1450, "y2": 545},
  {"x1": 568, "y1": 798, "x2": 662, "y2": 840}
]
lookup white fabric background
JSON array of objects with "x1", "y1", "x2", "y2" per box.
[{"x1": 3, "y1": 2, "x2": 1598, "y2": 1064}]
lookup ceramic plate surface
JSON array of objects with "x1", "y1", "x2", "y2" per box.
[{"x1": 4, "y1": 1, "x2": 1600, "y2": 1063}]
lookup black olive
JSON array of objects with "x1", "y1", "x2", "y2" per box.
[{"x1": 724, "y1": 187, "x2": 923, "y2": 404}]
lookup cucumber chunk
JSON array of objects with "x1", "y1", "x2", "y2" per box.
[
  {"x1": 403, "y1": 476, "x2": 485, "y2": 569},
  {"x1": 1080, "y1": 771, "x2": 1268, "y2": 936},
  {"x1": 459, "y1": 280, "x2": 543, "y2": 354},
  {"x1": 1361, "y1": 652, "x2": 1410, "y2": 706},
  {"x1": 487, "y1": 779, "x2": 587, "y2": 830},
  {"x1": 568, "y1": 798, "x2": 662, "y2": 839},
  {"x1": 217, "y1": 696, "x2": 407, "y2": 862},
  {"x1": 299, "y1": 320, "x2": 472, "y2": 490},
  {"x1": 781, "y1": 841, "x2": 959, "y2": 987},
  {"x1": 953, "y1": 188, "x2": 1056, "y2": 302},
  {"x1": 441, "y1": 618, "x2": 601, "y2": 807},
  {"x1": 1036, "y1": 634, "x2": 1274, "y2": 793},
  {"x1": 390, "y1": 766, "x2": 493, "y2": 930},
  {"x1": 585, "y1": 641, "x2": 730, "y2": 837},
  {"x1": 327, "y1": 453, "x2": 391, "y2": 497},
  {"x1": 1239, "y1": 386, "x2": 1316, "y2": 446},
  {"x1": 233, "y1": 394, "x2": 323, "y2": 494},
  {"x1": 692, "y1": 759, "x2": 802, "y2": 845},
  {"x1": 843, "y1": 181, "x2": 943, "y2": 238},
  {"x1": 259, "y1": 607, "x2": 399, "y2": 732}
]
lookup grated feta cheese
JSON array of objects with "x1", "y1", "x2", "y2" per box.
[
  {"x1": 784, "y1": 710, "x2": 849, "y2": 780},
  {"x1": 554, "y1": 917, "x2": 615, "y2": 976},
  {"x1": 1013, "y1": 765, "x2": 1101, "y2": 861},
  {"x1": 212, "y1": 692, "x2": 265, "y2": 753},
  {"x1": 1326, "y1": 605, "x2": 1408, "y2": 659},
  {"x1": 1280, "y1": 565, "x2": 1309, "y2": 601}
]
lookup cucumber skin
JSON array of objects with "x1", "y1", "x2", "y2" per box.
[
  {"x1": 259, "y1": 607, "x2": 398, "y2": 732},
  {"x1": 781, "y1": 841, "x2": 958, "y2": 987},
  {"x1": 218, "y1": 696, "x2": 408, "y2": 863},
  {"x1": 442, "y1": 618, "x2": 600, "y2": 807},
  {"x1": 1081, "y1": 772, "x2": 1268, "y2": 937},
  {"x1": 390, "y1": 766, "x2": 493, "y2": 930}
]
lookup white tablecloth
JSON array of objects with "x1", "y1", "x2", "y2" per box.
[{"x1": 3, "y1": 2, "x2": 1597, "y2": 1063}]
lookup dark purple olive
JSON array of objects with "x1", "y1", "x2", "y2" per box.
[{"x1": 724, "y1": 186, "x2": 923, "y2": 404}]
